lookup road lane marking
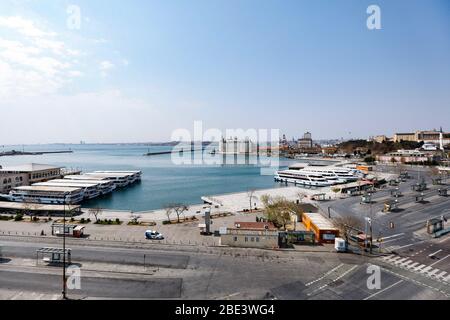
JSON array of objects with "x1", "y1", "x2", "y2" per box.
[
  {"x1": 428, "y1": 249, "x2": 443, "y2": 257},
  {"x1": 363, "y1": 280, "x2": 404, "y2": 300},
  {"x1": 379, "y1": 233, "x2": 405, "y2": 241},
  {"x1": 428, "y1": 254, "x2": 450, "y2": 268}
]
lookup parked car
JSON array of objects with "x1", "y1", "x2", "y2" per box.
[{"x1": 145, "y1": 230, "x2": 164, "y2": 240}]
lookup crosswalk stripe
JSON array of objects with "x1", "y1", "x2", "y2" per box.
[
  {"x1": 388, "y1": 256, "x2": 402, "y2": 262},
  {"x1": 436, "y1": 271, "x2": 448, "y2": 279},
  {"x1": 414, "y1": 264, "x2": 426, "y2": 271},
  {"x1": 394, "y1": 258, "x2": 409, "y2": 265},
  {"x1": 420, "y1": 266, "x2": 433, "y2": 274},
  {"x1": 428, "y1": 269, "x2": 441, "y2": 277},
  {"x1": 399, "y1": 260, "x2": 414, "y2": 267},
  {"x1": 407, "y1": 262, "x2": 419, "y2": 269},
  {"x1": 443, "y1": 275, "x2": 450, "y2": 282}
]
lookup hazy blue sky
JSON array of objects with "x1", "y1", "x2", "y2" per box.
[{"x1": 0, "y1": 0, "x2": 449, "y2": 144}]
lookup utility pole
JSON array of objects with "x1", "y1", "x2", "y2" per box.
[
  {"x1": 327, "y1": 206, "x2": 331, "y2": 219},
  {"x1": 62, "y1": 193, "x2": 68, "y2": 300}
]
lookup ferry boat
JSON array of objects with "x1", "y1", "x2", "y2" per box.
[
  {"x1": 33, "y1": 181, "x2": 100, "y2": 200},
  {"x1": 93, "y1": 170, "x2": 142, "y2": 183},
  {"x1": 299, "y1": 166, "x2": 360, "y2": 183},
  {"x1": 274, "y1": 169, "x2": 331, "y2": 187},
  {"x1": 84, "y1": 172, "x2": 131, "y2": 188},
  {"x1": 7, "y1": 186, "x2": 84, "y2": 205},
  {"x1": 61, "y1": 177, "x2": 116, "y2": 195}
]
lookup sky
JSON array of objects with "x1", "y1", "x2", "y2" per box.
[{"x1": 0, "y1": 0, "x2": 449, "y2": 144}]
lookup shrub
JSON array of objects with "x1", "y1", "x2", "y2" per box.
[
  {"x1": 162, "y1": 220, "x2": 171, "y2": 225},
  {"x1": 115, "y1": 218, "x2": 121, "y2": 224},
  {"x1": 80, "y1": 218, "x2": 85, "y2": 224},
  {"x1": 70, "y1": 217, "x2": 75, "y2": 222},
  {"x1": 86, "y1": 218, "x2": 91, "y2": 223},
  {"x1": 14, "y1": 214, "x2": 24, "y2": 221}
]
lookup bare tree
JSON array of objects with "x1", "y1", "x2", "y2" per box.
[
  {"x1": 247, "y1": 190, "x2": 257, "y2": 212},
  {"x1": 333, "y1": 216, "x2": 363, "y2": 245},
  {"x1": 130, "y1": 213, "x2": 141, "y2": 225},
  {"x1": 164, "y1": 207, "x2": 173, "y2": 223},
  {"x1": 167, "y1": 203, "x2": 189, "y2": 223},
  {"x1": 296, "y1": 191, "x2": 306, "y2": 203},
  {"x1": 88, "y1": 207, "x2": 102, "y2": 223}
]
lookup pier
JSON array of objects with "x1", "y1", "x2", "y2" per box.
[
  {"x1": 144, "y1": 147, "x2": 206, "y2": 156},
  {"x1": 0, "y1": 150, "x2": 73, "y2": 157}
]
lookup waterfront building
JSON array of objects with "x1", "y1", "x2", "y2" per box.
[
  {"x1": 220, "y1": 222, "x2": 279, "y2": 249},
  {"x1": 219, "y1": 137, "x2": 258, "y2": 154},
  {"x1": 393, "y1": 133, "x2": 416, "y2": 143},
  {"x1": 0, "y1": 163, "x2": 63, "y2": 193},
  {"x1": 393, "y1": 129, "x2": 450, "y2": 148},
  {"x1": 376, "y1": 150, "x2": 439, "y2": 164},
  {"x1": 298, "y1": 132, "x2": 313, "y2": 149}
]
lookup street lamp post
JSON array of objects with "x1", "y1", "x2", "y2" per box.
[{"x1": 62, "y1": 192, "x2": 68, "y2": 300}]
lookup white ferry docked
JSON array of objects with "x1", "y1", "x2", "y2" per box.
[
  {"x1": 7, "y1": 186, "x2": 84, "y2": 205},
  {"x1": 275, "y1": 164, "x2": 361, "y2": 187},
  {"x1": 61, "y1": 177, "x2": 116, "y2": 195},
  {"x1": 274, "y1": 170, "x2": 331, "y2": 187},
  {"x1": 33, "y1": 181, "x2": 101, "y2": 200}
]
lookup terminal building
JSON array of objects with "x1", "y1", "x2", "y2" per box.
[
  {"x1": 0, "y1": 163, "x2": 63, "y2": 193},
  {"x1": 393, "y1": 129, "x2": 450, "y2": 149},
  {"x1": 219, "y1": 137, "x2": 258, "y2": 155}
]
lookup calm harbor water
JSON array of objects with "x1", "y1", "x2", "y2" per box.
[{"x1": 0, "y1": 144, "x2": 296, "y2": 211}]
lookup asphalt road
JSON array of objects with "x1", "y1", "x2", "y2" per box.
[
  {"x1": 317, "y1": 168, "x2": 449, "y2": 251},
  {"x1": 0, "y1": 240, "x2": 190, "y2": 269},
  {"x1": 0, "y1": 270, "x2": 182, "y2": 299}
]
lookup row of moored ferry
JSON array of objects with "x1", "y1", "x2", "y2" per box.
[
  {"x1": 274, "y1": 164, "x2": 361, "y2": 187},
  {"x1": 4, "y1": 170, "x2": 142, "y2": 205}
]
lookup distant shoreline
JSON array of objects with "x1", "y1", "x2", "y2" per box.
[{"x1": 0, "y1": 150, "x2": 73, "y2": 157}]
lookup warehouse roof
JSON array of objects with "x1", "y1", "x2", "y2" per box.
[
  {"x1": 303, "y1": 212, "x2": 338, "y2": 231},
  {"x1": 0, "y1": 163, "x2": 62, "y2": 172}
]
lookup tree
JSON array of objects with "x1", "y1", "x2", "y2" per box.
[
  {"x1": 164, "y1": 207, "x2": 173, "y2": 223},
  {"x1": 334, "y1": 216, "x2": 363, "y2": 245},
  {"x1": 88, "y1": 207, "x2": 102, "y2": 223},
  {"x1": 167, "y1": 203, "x2": 189, "y2": 223},
  {"x1": 296, "y1": 191, "x2": 306, "y2": 204},
  {"x1": 130, "y1": 213, "x2": 141, "y2": 225},
  {"x1": 247, "y1": 190, "x2": 257, "y2": 212},
  {"x1": 261, "y1": 195, "x2": 303, "y2": 230},
  {"x1": 331, "y1": 187, "x2": 341, "y2": 199}
]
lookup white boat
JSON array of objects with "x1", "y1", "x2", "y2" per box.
[
  {"x1": 62, "y1": 176, "x2": 116, "y2": 194},
  {"x1": 93, "y1": 170, "x2": 142, "y2": 183},
  {"x1": 299, "y1": 166, "x2": 360, "y2": 183},
  {"x1": 274, "y1": 169, "x2": 331, "y2": 187},
  {"x1": 8, "y1": 186, "x2": 84, "y2": 205},
  {"x1": 33, "y1": 181, "x2": 100, "y2": 200},
  {"x1": 84, "y1": 172, "x2": 131, "y2": 187}
]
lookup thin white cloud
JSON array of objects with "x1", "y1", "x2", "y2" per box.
[
  {"x1": 99, "y1": 60, "x2": 115, "y2": 77},
  {"x1": 0, "y1": 15, "x2": 84, "y2": 99},
  {"x1": 0, "y1": 16, "x2": 57, "y2": 38}
]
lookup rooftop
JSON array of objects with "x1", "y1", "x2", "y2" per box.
[
  {"x1": 233, "y1": 221, "x2": 277, "y2": 231},
  {"x1": 13, "y1": 185, "x2": 81, "y2": 192},
  {"x1": 0, "y1": 163, "x2": 62, "y2": 173},
  {"x1": 303, "y1": 212, "x2": 338, "y2": 231}
]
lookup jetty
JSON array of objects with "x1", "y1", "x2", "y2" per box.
[{"x1": 0, "y1": 150, "x2": 73, "y2": 157}]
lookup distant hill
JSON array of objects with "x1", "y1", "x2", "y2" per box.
[{"x1": 337, "y1": 140, "x2": 423, "y2": 155}]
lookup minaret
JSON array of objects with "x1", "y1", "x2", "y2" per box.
[{"x1": 439, "y1": 127, "x2": 444, "y2": 151}]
